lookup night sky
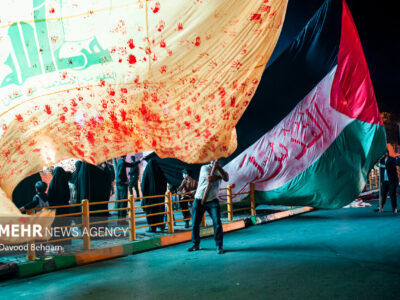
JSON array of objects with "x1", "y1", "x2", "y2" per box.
[{"x1": 268, "y1": 0, "x2": 400, "y2": 113}]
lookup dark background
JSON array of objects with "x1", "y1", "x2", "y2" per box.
[{"x1": 268, "y1": 0, "x2": 399, "y2": 113}]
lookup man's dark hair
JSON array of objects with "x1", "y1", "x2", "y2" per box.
[
  {"x1": 182, "y1": 169, "x2": 192, "y2": 177},
  {"x1": 35, "y1": 181, "x2": 47, "y2": 193}
]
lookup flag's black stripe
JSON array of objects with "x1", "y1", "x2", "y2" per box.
[{"x1": 227, "y1": 0, "x2": 342, "y2": 163}]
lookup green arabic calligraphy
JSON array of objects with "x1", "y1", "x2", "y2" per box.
[{"x1": 1, "y1": 0, "x2": 112, "y2": 88}]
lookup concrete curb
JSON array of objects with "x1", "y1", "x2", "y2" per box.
[{"x1": 14, "y1": 208, "x2": 311, "y2": 279}]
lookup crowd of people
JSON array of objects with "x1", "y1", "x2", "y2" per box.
[
  {"x1": 14, "y1": 154, "x2": 232, "y2": 254},
  {"x1": 12, "y1": 150, "x2": 400, "y2": 255}
]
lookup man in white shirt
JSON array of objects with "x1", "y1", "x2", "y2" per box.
[{"x1": 187, "y1": 159, "x2": 229, "y2": 254}]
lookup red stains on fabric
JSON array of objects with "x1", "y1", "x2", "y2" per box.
[
  {"x1": 145, "y1": 47, "x2": 151, "y2": 55},
  {"x1": 78, "y1": 96, "x2": 83, "y2": 101},
  {"x1": 109, "y1": 111, "x2": 119, "y2": 130},
  {"x1": 160, "y1": 40, "x2": 166, "y2": 48},
  {"x1": 195, "y1": 115, "x2": 201, "y2": 123},
  {"x1": 62, "y1": 106, "x2": 68, "y2": 112},
  {"x1": 121, "y1": 88, "x2": 128, "y2": 93},
  {"x1": 203, "y1": 130, "x2": 211, "y2": 139},
  {"x1": 49, "y1": 7, "x2": 55, "y2": 14},
  {"x1": 109, "y1": 90, "x2": 116, "y2": 96},
  {"x1": 160, "y1": 65, "x2": 167, "y2": 74},
  {"x1": 74, "y1": 146, "x2": 85, "y2": 157},
  {"x1": 194, "y1": 36, "x2": 201, "y2": 47},
  {"x1": 44, "y1": 105, "x2": 52, "y2": 115},
  {"x1": 120, "y1": 109, "x2": 127, "y2": 121},
  {"x1": 152, "y1": 2, "x2": 160, "y2": 13},
  {"x1": 184, "y1": 121, "x2": 191, "y2": 129},
  {"x1": 218, "y1": 87, "x2": 226, "y2": 98},
  {"x1": 2, "y1": 150, "x2": 10, "y2": 158},
  {"x1": 178, "y1": 23, "x2": 183, "y2": 31},
  {"x1": 128, "y1": 39, "x2": 135, "y2": 49},
  {"x1": 60, "y1": 115, "x2": 66, "y2": 123},
  {"x1": 140, "y1": 104, "x2": 147, "y2": 115},
  {"x1": 261, "y1": 5, "x2": 271, "y2": 13},
  {"x1": 99, "y1": 79, "x2": 105, "y2": 87},
  {"x1": 88, "y1": 117, "x2": 99, "y2": 128},
  {"x1": 86, "y1": 131, "x2": 95, "y2": 145},
  {"x1": 15, "y1": 114, "x2": 24, "y2": 122},
  {"x1": 71, "y1": 99, "x2": 78, "y2": 107},
  {"x1": 251, "y1": 14, "x2": 261, "y2": 21},
  {"x1": 151, "y1": 93, "x2": 159, "y2": 103},
  {"x1": 152, "y1": 139, "x2": 157, "y2": 147},
  {"x1": 128, "y1": 55, "x2": 137, "y2": 64},
  {"x1": 230, "y1": 96, "x2": 236, "y2": 107}
]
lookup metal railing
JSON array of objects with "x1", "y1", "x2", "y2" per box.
[{"x1": 23, "y1": 183, "x2": 256, "y2": 261}]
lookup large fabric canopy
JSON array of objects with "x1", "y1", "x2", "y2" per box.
[
  {"x1": 0, "y1": 0, "x2": 288, "y2": 222},
  {"x1": 142, "y1": 0, "x2": 386, "y2": 210}
]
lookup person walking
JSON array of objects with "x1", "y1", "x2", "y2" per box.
[
  {"x1": 187, "y1": 159, "x2": 228, "y2": 254},
  {"x1": 378, "y1": 151, "x2": 400, "y2": 213}
]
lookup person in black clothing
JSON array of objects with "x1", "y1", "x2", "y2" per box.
[
  {"x1": 378, "y1": 151, "x2": 400, "y2": 213},
  {"x1": 12, "y1": 172, "x2": 42, "y2": 209},
  {"x1": 47, "y1": 167, "x2": 72, "y2": 245},
  {"x1": 74, "y1": 162, "x2": 110, "y2": 215},
  {"x1": 141, "y1": 159, "x2": 167, "y2": 232},
  {"x1": 128, "y1": 156, "x2": 141, "y2": 197},
  {"x1": 116, "y1": 155, "x2": 142, "y2": 218},
  {"x1": 19, "y1": 181, "x2": 49, "y2": 213},
  {"x1": 100, "y1": 161, "x2": 115, "y2": 199},
  {"x1": 48, "y1": 167, "x2": 70, "y2": 215}
]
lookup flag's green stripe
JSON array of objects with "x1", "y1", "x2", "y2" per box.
[{"x1": 255, "y1": 119, "x2": 386, "y2": 208}]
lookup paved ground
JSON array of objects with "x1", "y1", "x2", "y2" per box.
[{"x1": 1, "y1": 201, "x2": 399, "y2": 300}]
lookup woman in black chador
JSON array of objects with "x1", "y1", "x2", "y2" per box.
[
  {"x1": 141, "y1": 159, "x2": 167, "y2": 232},
  {"x1": 74, "y1": 161, "x2": 110, "y2": 216},
  {"x1": 47, "y1": 166, "x2": 70, "y2": 215},
  {"x1": 47, "y1": 166, "x2": 71, "y2": 246}
]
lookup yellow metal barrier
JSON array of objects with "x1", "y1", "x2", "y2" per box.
[
  {"x1": 22, "y1": 185, "x2": 261, "y2": 261},
  {"x1": 128, "y1": 195, "x2": 136, "y2": 241},
  {"x1": 227, "y1": 185, "x2": 233, "y2": 221},
  {"x1": 82, "y1": 199, "x2": 90, "y2": 250},
  {"x1": 250, "y1": 183, "x2": 256, "y2": 216},
  {"x1": 26, "y1": 209, "x2": 36, "y2": 261},
  {"x1": 165, "y1": 191, "x2": 174, "y2": 233}
]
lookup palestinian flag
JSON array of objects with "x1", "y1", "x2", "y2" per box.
[{"x1": 222, "y1": 0, "x2": 386, "y2": 208}]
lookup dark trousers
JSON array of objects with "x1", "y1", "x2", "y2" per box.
[
  {"x1": 181, "y1": 195, "x2": 192, "y2": 220},
  {"x1": 129, "y1": 178, "x2": 140, "y2": 197},
  {"x1": 116, "y1": 184, "x2": 128, "y2": 218},
  {"x1": 191, "y1": 199, "x2": 223, "y2": 248},
  {"x1": 381, "y1": 181, "x2": 398, "y2": 211}
]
